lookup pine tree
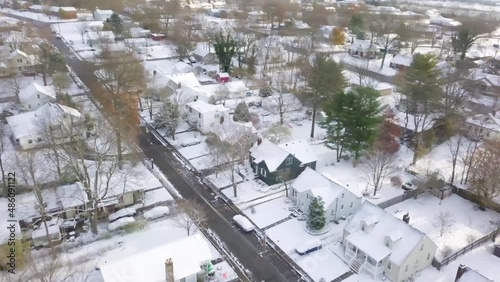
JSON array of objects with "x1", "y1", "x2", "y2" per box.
[
  {"x1": 106, "y1": 13, "x2": 124, "y2": 35},
  {"x1": 233, "y1": 102, "x2": 250, "y2": 122},
  {"x1": 307, "y1": 197, "x2": 326, "y2": 231}
]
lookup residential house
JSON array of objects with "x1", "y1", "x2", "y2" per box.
[
  {"x1": 99, "y1": 234, "x2": 213, "y2": 282},
  {"x1": 342, "y1": 202, "x2": 437, "y2": 282},
  {"x1": 86, "y1": 31, "x2": 115, "y2": 46},
  {"x1": 150, "y1": 33, "x2": 165, "y2": 41},
  {"x1": 466, "y1": 70, "x2": 500, "y2": 113},
  {"x1": 129, "y1": 27, "x2": 151, "y2": 38},
  {"x1": 87, "y1": 21, "x2": 104, "y2": 32},
  {"x1": 193, "y1": 42, "x2": 217, "y2": 64},
  {"x1": 6, "y1": 103, "x2": 86, "y2": 150},
  {"x1": 180, "y1": 81, "x2": 251, "y2": 103},
  {"x1": 0, "y1": 49, "x2": 38, "y2": 76},
  {"x1": 348, "y1": 39, "x2": 377, "y2": 59},
  {"x1": 464, "y1": 113, "x2": 500, "y2": 141},
  {"x1": 165, "y1": 72, "x2": 200, "y2": 91},
  {"x1": 390, "y1": 54, "x2": 412, "y2": 71},
  {"x1": 290, "y1": 168, "x2": 362, "y2": 222},
  {"x1": 94, "y1": 9, "x2": 114, "y2": 21},
  {"x1": 454, "y1": 264, "x2": 494, "y2": 282},
  {"x1": 19, "y1": 82, "x2": 56, "y2": 110},
  {"x1": 59, "y1": 7, "x2": 77, "y2": 19},
  {"x1": 48, "y1": 6, "x2": 61, "y2": 16},
  {"x1": 429, "y1": 15, "x2": 461, "y2": 27},
  {"x1": 249, "y1": 139, "x2": 317, "y2": 185},
  {"x1": 28, "y1": 4, "x2": 44, "y2": 13},
  {"x1": 185, "y1": 100, "x2": 229, "y2": 133},
  {"x1": 0, "y1": 31, "x2": 32, "y2": 50}
]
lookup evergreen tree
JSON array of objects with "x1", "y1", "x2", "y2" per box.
[
  {"x1": 322, "y1": 92, "x2": 348, "y2": 162},
  {"x1": 233, "y1": 102, "x2": 250, "y2": 122},
  {"x1": 398, "y1": 54, "x2": 443, "y2": 164},
  {"x1": 213, "y1": 32, "x2": 238, "y2": 73},
  {"x1": 307, "y1": 197, "x2": 326, "y2": 231},
  {"x1": 105, "y1": 13, "x2": 124, "y2": 35},
  {"x1": 306, "y1": 54, "x2": 346, "y2": 138}
]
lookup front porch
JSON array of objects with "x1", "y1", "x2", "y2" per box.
[{"x1": 344, "y1": 240, "x2": 387, "y2": 279}]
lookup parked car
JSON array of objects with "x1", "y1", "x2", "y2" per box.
[
  {"x1": 55, "y1": 35, "x2": 62, "y2": 39},
  {"x1": 181, "y1": 139, "x2": 201, "y2": 147},
  {"x1": 108, "y1": 208, "x2": 137, "y2": 222},
  {"x1": 295, "y1": 239, "x2": 322, "y2": 255},
  {"x1": 143, "y1": 206, "x2": 170, "y2": 220},
  {"x1": 233, "y1": 215, "x2": 254, "y2": 232},
  {"x1": 108, "y1": 217, "x2": 135, "y2": 231},
  {"x1": 188, "y1": 56, "x2": 197, "y2": 64}
]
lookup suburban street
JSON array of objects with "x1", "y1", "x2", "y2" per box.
[{"x1": 6, "y1": 14, "x2": 307, "y2": 282}]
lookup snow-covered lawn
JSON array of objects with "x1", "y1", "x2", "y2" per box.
[
  {"x1": 178, "y1": 142, "x2": 209, "y2": 160},
  {"x1": 385, "y1": 193, "x2": 499, "y2": 260},
  {"x1": 222, "y1": 179, "x2": 285, "y2": 204},
  {"x1": 333, "y1": 53, "x2": 397, "y2": 77},
  {"x1": 242, "y1": 196, "x2": 293, "y2": 228},
  {"x1": 207, "y1": 171, "x2": 244, "y2": 189},
  {"x1": 266, "y1": 218, "x2": 350, "y2": 281},
  {"x1": 315, "y1": 143, "x2": 415, "y2": 204},
  {"x1": 52, "y1": 21, "x2": 93, "y2": 52},
  {"x1": 144, "y1": 188, "x2": 174, "y2": 205},
  {"x1": 141, "y1": 45, "x2": 176, "y2": 60}
]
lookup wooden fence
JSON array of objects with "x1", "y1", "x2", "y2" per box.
[
  {"x1": 432, "y1": 227, "x2": 499, "y2": 270},
  {"x1": 377, "y1": 188, "x2": 423, "y2": 209}
]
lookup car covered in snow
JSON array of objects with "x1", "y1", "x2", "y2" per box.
[
  {"x1": 108, "y1": 208, "x2": 137, "y2": 222},
  {"x1": 143, "y1": 206, "x2": 170, "y2": 220},
  {"x1": 295, "y1": 239, "x2": 322, "y2": 255},
  {"x1": 232, "y1": 215, "x2": 254, "y2": 232},
  {"x1": 107, "y1": 217, "x2": 135, "y2": 231}
]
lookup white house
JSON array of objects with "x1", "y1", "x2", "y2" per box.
[
  {"x1": 342, "y1": 202, "x2": 437, "y2": 282},
  {"x1": 165, "y1": 72, "x2": 200, "y2": 91},
  {"x1": 87, "y1": 31, "x2": 115, "y2": 46},
  {"x1": 6, "y1": 103, "x2": 86, "y2": 150},
  {"x1": 129, "y1": 27, "x2": 151, "y2": 38},
  {"x1": 87, "y1": 21, "x2": 104, "y2": 32},
  {"x1": 185, "y1": 100, "x2": 229, "y2": 133},
  {"x1": 0, "y1": 49, "x2": 38, "y2": 76},
  {"x1": 99, "y1": 234, "x2": 213, "y2": 282},
  {"x1": 348, "y1": 39, "x2": 377, "y2": 59},
  {"x1": 464, "y1": 113, "x2": 500, "y2": 141},
  {"x1": 389, "y1": 54, "x2": 413, "y2": 70},
  {"x1": 180, "y1": 81, "x2": 251, "y2": 103},
  {"x1": 94, "y1": 9, "x2": 114, "y2": 21},
  {"x1": 19, "y1": 82, "x2": 56, "y2": 110},
  {"x1": 290, "y1": 168, "x2": 362, "y2": 222}
]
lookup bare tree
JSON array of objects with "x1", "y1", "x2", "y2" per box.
[
  {"x1": 14, "y1": 254, "x2": 94, "y2": 282},
  {"x1": 77, "y1": 22, "x2": 88, "y2": 44},
  {"x1": 371, "y1": 13, "x2": 401, "y2": 69},
  {"x1": 171, "y1": 13, "x2": 198, "y2": 59},
  {"x1": 173, "y1": 199, "x2": 207, "y2": 236},
  {"x1": 433, "y1": 211, "x2": 455, "y2": 237},
  {"x1": 263, "y1": 123, "x2": 291, "y2": 144},
  {"x1": 276, "y1": 169, "x2": 293, "y2": 197},
  {"x1": 16, "y1": 151, "x2": 57, "y2": 259},
  {"x1": 52, "y1": 72, "x2": 72, "y2": 96},
  {"x1": 7, "y1": 76, "x2": 21, "y2": 99},
  {"x1": 362, "y1": 150, "x2": 397, "y2": 196},
  {"x1": 468, "y1": 140, "x2": 500, "y2": 201},
  {"x1": 447, "y1": 134, "x2": 466, "y2": 185},
  {"x1": 271, "y1": 70, "x2": 299, "y2": 124}
]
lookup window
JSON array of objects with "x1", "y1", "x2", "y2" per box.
[
  {"x1": 37, "y1": 94, "x2": 40, "y2": 98},
  {"x1": 286, "y1": 157, "x2": 292, "y2": 165},
  {"x1": 387, "y1": 262, "x2": 391, "y2": 270},
  {"x1": 28, "y1": 104, "x2": 31, "y2": 109},
  {"x1": 361, "y1": 224, "x2": 365, "y2": 231},
  {"x1": 385, "y1": 238, "x2": 390, "y2": 248},
  {"x1": 28, "y1": 139, "x2": 33, "y2": 144},
  {"x1": 427, "y1": 253, "x2": 430, "y2": 260},
  {"x1": 198, "y1": 113, "x2": 201, "y2": 118},
  {"x1": 350, "y1": 202, "x2": 353, "y2": 208},
  {"x1": 37, "y1": 137, "x2": 43, "y2": 142},
  {"x1": 189, "y1": 107, "x2": 192, "y2": 112},
  {"x1": 420, "y1": 244, "x2": 424, "y2": 251},
  {"x1": 405, "y1": 265, "x2": 408, "y2": 272},
  {"x1": 340, "y1": 204, "x2": 344, "y2": 210},
  {"x1": 292, "y1": 190, "x2": 297, "y2": 197},
  {"x1": 341, "y1": 193, "x2": 345, "y2": 198},
  {"x1": 260, "y1": 168, "x2": 266, "y2": 177},
  {"x1": 415, "y1": 260, "x2": 419, "y2": 268}
]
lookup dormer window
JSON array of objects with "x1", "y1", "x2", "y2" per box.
[
  {"x1": 385, "y1": 237, "x2": 391, "y2": 248},
  {"x1": 361, "y1": 223, "x2": 366, "y2": 232}
]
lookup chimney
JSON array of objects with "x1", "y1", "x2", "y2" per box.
[
  {"x1": 257, "y1": 137, "x2": 262, "y2": 145},
  {"x1": 403, "y1": 213, "x2": 410, "y2": 224},
  {"x1": 165, "y1": 258, "x2": 174, "y2": 282},
  {"x1": 454, "y1": 264, "x2": 467, "y2": 282}
]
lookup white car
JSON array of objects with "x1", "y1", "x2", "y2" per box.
[
  {"x1": 108, "y1": 208, "x2": 137, "y2": 222},
  {"x1": 233, "y1": 215, "x2": 255, "y2": 232},
  {"x1": 143, "y1": 206, "x2": 170, "y2": 220},
  {"x1": 107, "y1": 217, "x2": 135, "y2": 231}
]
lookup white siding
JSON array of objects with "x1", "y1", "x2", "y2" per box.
[
  {"x1": 334, "y1": 190, "x2": 362, "y2": 220},
  {"x1": 396, "y1": 236, "x2": 437, "y2": 282}
]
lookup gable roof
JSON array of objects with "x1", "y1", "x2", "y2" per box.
[
  {"x1": 19, "y1": 82, "x2": 56, "y2": 104},
  {"x1": 344, "y1": 201, "x2": 433, "y2": 265},
  {"x1": 165, "y1": 72, "x2": 200, "y2": 87},
  {"x1": 250, "y1": 139, "x2": 290, "y2": 172},
  {"x1": 99, "y1": 234, "x2": 213, "y2": 282},
  {"x1": 350, "y1": 39, "x2": 374, "y2": 51},
  {"x1": 187, "y1": 100, "x2": 227, "y2": 115},
  {"x1": 390, "y1": 54, "x2": 413, "y2": 67},
  {"x1": 292, "y1": 167, "x2": 346, "y2": 205},
  {"x1": 278, "y1": 139, "x2": 317, "y2": 164}
]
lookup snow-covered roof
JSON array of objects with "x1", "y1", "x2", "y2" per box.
[
  {"x1": 99, "y1": 234, "x2": 213, "y2": 282},
  {"x1": 3, "y1": 31, "x2": 31, "y2": 43},
  {"x1": 250, "y1": 139, "x2": 290, "y2": 172},
  {"x1": 165, "y1": 72, "x2": 200, "y2": 87},
  {"x1": 193, "y1": 42, "x2": 215, "y2": 57},
  {"x1": 95, "y1": 9, "x2": 113, "y2": 16},
  {"x1": 292, "y1": 168, "x2": 345, "y2": 205},
  {"x1": 344, "y1": 202, "x2": 433, "y2": 265},
  {"x1": 187, "y1": 100, "x2": 227, "y2": 114},
  {"x1": 87, "y1": 31, "x2": 115, "y2": 41},
  {"x1": 217, "y1": 72, "x2": 229, "y2": 78},
  {"x1": 19, "y1": 82, "x2": 56, "y2": 104},
  {"x1": 60, "y1": 6, "x2": 77, "y2": 12},
  {"x1": 55, "y1": 182, "x2": 88, "y2": 210},
  {"x1": 32, "y1": 225, "x2": 60, "y2": 239},
  {"x1": 465, "y1": 113, "x2": 500, "y2": 133},
  {"x1": 212, "y1": 119, "x2": 256, "y2": 143},
  {"x1": 349, "y1": 39, "x2": 374, "y2": 51},
  {"x1": 172, "y1": 61, "x2": 194, "y2": 73},
  {"x1": 474, "y1": 71, "x2": 500, "y2": 87},
  {"x1": 390, "y1": 54, "x2": 413, "y2": 67},
  {"x1": 278, "y1": 139, "x2": 317, "y2": 165},
  {"x1": 457, "y1": 266, "x2": 494, "y2": 282},
  {"x1": 49, "y1": 6, "x2": 60, "y2": 13},
  {"x1": 6, "y1": 103, "x2": 82, "y2": 140}
]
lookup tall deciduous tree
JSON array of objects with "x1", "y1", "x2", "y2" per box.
[
  {"x1": 363, "y1": 150, "x2": 397, "y2": 196},
  {"x1": 468, "y1": 140, "x2": 500, "y2": 201},
  {"x1": 173, "y1": 199, "x2": 207, "y2": 236},
  {"x1": 398, "y1": 54, "x2": 443, "y2": 164},
  {"x1": 307, "y1": 197, "x2": 326, "y2": 231},
  {"x1": 330, "y1": 27, "x2": 345, "y2": 45},
  {"x1": 154, "y1": 98, "x2": 181, "y2": 140},
  {"x1": 374, "y1": 109, "x2": 401, "y2": 155},
  {"x1": 213, "y1": 31, "x2": 238, "y2": 73},
  {"x1": 305, "y1": 54, "x2": 346, "y2": 138},
  {"x1": 37, "y1": 42, "x2": 67, "y2": 86},
  {"x1": 451, "y1": 29, "x2": 478, "y2": 61}
]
